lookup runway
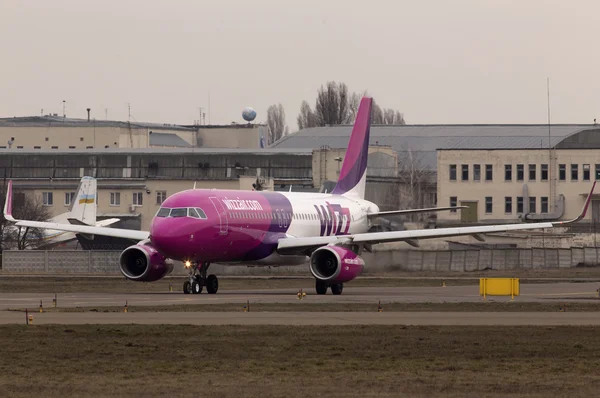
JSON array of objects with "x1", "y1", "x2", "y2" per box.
[
  {"x1": 3, "y1": 311, "x2": 600, "y2": 326},
  {"x1": 0, "y1": 282, "x2": 599, "y2": 310}
]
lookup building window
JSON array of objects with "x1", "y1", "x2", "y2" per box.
[
  {"x1": 595, "y1": 164, "x2": 600, "y2": 180},
  {"x1": 461, "y1": 165, "x2": 469, "y2": 181},
  {"x1": 505, "y1": 165, "x2": 512, "y2": 181},
  {"x1": 110, "y1": 192, "x2": 121, "y2": 206},
  {"x1": 156, "y1": 191, "x2": 167, "y2": 205},
  {"x1": 449, "y1": 165, "x2": 457, "y2": 181},
  {"x1": 541, "y1": 164, "x2": 548, "y2": 181},
  {"x1": 42, "y1": 192, "x2": 53, "y2": 206},
  {"x1": 517, "y1": 197, "x2": 524, "y2": 213},
  {"x1": 505, "y1": 197, "x2": 512, "y2": 213},
  {"x1": 485, "y1": 197, "x2": 493, "y2": 214},
  {"x1": 559, "y1": 164, "x2": 566, "y2": 181},
  {"x1": 64, "y1": 192, "x2": 75, "y2": 206},
  {"x1": 473, "y1": 165, "x2": 481, "y2": 181},
  {"x1": 516, "y1": 164, "x2": 524, "y2": 181},
  {"x1": 485, "y1": 164, "x2": 493, "y2": 181},
  {"x1": 529, "y1": 197, "x2": 536, "y2": 213},
  {"x1": 571, "y1": 164, "x2": 578, "y2": 181},
  {"x1": 450, "y1": 197, "x2": 457, "y2": 213},
  {"x1": 133, "y1": 192, "x2": 143, "y2": 206},
  {"x1": 541, "y1": 197, "x2": 549, "y2": 213},
  {"x1": 529, "y1": 164, "x2": 536, "y2": 181},
  {"x1": 583, "y1": 164, "x2": 591, "y2": 181}
]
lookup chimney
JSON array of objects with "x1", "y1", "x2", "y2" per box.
[{"x1": 87, "y1": 108, "x2": 91, "y2": 121}]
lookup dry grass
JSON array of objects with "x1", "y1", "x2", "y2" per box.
[
  {"x1": 0, "y1": 324, "x2": 599, "y2": 397},
  {"x1": 5, "y1": 301, "x2": 600, "y2": 313}
]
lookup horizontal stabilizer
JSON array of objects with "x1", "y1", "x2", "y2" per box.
[{"x1": 367, "y1": 206, "x2": 467, "y2": 219}]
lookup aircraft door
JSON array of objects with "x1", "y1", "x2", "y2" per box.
[{"x1": 209, "y1": 197, "x2": 229, "y2": 235}]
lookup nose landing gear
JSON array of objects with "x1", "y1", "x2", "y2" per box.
[{"x1": 182, "y1": 262, "x2": 219, "y2": 294}]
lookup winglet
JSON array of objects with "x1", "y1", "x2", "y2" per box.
[
  {"x1": 3, "y1": 180, "x2": 14, "y2": 222},
  {"x1": 553, "y1": 181, "x2": 595, "y2": 225}
]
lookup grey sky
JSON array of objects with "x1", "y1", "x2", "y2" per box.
[{"x1": 1, "y1": 0, "x2": 598, "y2": 131}]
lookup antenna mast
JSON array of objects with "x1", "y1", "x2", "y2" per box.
[{"x1": 547, "y1": 77, "x2": 556, "y2": 212}]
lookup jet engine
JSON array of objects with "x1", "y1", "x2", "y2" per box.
[
  {"x1": 309, "y1": 246, "x2": 364, "y2": 283},
  {"x1": 119, "y1": 242, "x2": 174, "y2": 282}
]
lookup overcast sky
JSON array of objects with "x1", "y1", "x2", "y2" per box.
[{"x1": 1, "y1": 0, "x2": 598, "y2": 131}]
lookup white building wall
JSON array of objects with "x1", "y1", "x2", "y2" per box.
[{"x1": 437, "y1": 149, "x2": 598, "y2": 224}]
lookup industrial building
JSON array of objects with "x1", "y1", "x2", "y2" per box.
[
  {"x1": 0, "y1": 115, "x2": 270, "y2": 150},
  {"x1": 273, "y1": 124, "x2": 600, "y2": 224}
]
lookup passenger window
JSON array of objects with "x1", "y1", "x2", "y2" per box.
[
  {"x1": 156, "y1": 208, "x2": 171, "y2": 217},
  {"x1": 170, "y1": 208, "x2": 187, "y2": 217}
]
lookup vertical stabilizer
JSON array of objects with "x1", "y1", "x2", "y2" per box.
[
  {"x1": 68, "y1": 177, "x2": 97, "y2": 225},
  {"x1": 331, "y1": 97, "x2": 372, "y2": 198}
]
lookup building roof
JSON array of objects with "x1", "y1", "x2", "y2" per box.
[
  {"x1": 271, "y1": 124, "x2": 600, "y2": 169},
  {"x1": 0, "y1": 147, "x2": 312, "y2": 156},
  {"x1": 0, "y1": 115, "x2": 196, "y2": 132},
  {"x1": 149, "y1": 132, "x2": 192, "y2": 148}
]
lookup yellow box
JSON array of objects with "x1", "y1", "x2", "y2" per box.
[{"x1": 479, "y1": 278, "x2": 520, "y2": 298}]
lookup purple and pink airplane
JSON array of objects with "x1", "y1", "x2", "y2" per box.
[{"x1": 4, "y1": 97, "x2": 595, "y2": 295}]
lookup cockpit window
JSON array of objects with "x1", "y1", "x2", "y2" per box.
[
  {"x1": 196, "y1": 208, "x2": 207, "y2": 219},
  {"x1": 188, "y1": 208, "x2": 200, "y2": 218},
  {"x1": 156, "y1": 208, "x2": 171, "y2": 217},
  {"x1": 170, "y1": 208, "x2": 187, "y2": 218}
]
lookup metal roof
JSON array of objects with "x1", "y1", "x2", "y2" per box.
[
  {"x1": 0, "y1": 115, "x2": 195, "y2": 132},
  {"x1": 149, "y1": 132, "x2": 193, "y2": 148},
  {"x1": 0, "y1": 147, "x2": 312, "y2": 156},
  {"x1": 271, "y1": 124, "x2": 599, "y2": 169}
]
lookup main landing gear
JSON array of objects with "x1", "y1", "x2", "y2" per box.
[
  {"x1": 315, "y1": 280, "x2": 344, "y2": 295},
  {"x1": 183, "y1": 262, "x2": 219, "y2": 295}
]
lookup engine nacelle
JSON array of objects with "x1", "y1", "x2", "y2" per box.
[
  {"x1": 119, "y1": 242, "x2": 174, "y2": 282},
  {"x1": 309, "y1": 246, "x2": 364, "y2": 283}
]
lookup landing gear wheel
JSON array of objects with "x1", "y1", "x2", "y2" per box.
[
  {"x1": 183, "y1": 281, "x2": 192, "y2": 294},
  {"x1": 315, "y1": 280, "x2": 328, "y2": 295},
  {"x1": 192, "y1": 281, "x2": 203, "y2": 294},
  {"x1": 206, "y1": 274, "x2": 219, "y2": 294},
  {"x1": 330, "y1": 283, "x2": 343, "y2": 295}
]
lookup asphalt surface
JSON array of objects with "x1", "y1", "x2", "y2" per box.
[
  {"x1": 4, "y1": 311, "x2": 600, "y2": 326},
  {"x1": 0, "y1": 282, "x2": 599, "y2": 310}
]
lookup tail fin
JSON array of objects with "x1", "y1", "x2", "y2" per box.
[
  {"x1": 331, "y1": 97, "x2": 372, "y2": 198},
  {"x1": 68, "y1": 177, "x2": 97, "y2": 226}
]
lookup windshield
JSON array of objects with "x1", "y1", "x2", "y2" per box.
[
  {"x1": 170, "y1": 208, "x2": 187, "y2": 218},
  {"x1": 156, "y1": 208, "x2": 171, "y2": 217}
]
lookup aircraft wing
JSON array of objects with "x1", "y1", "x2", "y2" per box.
[
  {"x1": 367, "y1": 206, "x2": 467, "y2": 218},
  {"x1": 4, "y1": 181, "x2": 149, "y2": 242},
  {"x1": 278, "y1": 182, "x2": 595, "y2": 255},
  {"x1": 95, "y1": 218, "x2": 121, "y2": 227}
]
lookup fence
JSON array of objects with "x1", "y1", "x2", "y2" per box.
[{"x1": 1, "y1": 247, "x2": 599, "y2": 275}]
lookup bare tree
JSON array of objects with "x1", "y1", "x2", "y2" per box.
[
  {"x1": 266, "y1": 103, "x2": 287, "y2": 144},
  {"x1": 298, "y1": 81, "x2": 407, "y2": 128},
  {"x1": 314, "y1": 81, "x2": 351, "y2": 126},
  {"x1": 297, "y1": 100, "x2": 318, "y2": 130},
  {"x1": 397, "y1": 149, "x2": 435, "y2": 221},
  {"x1": 383, "y1": 108, "x2": 406, "y2": 125},
  {"x1": 3, "y1": 192, "x2": 52, "y2": 250}
]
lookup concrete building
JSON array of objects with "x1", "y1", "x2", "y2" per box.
[
  {"x1": 437, "y1": 127, "x2": 600, "y2": 226},
  {"x1": 273, "y1": 124, "x2": 600, "y2": 216},
  {"x1": 0, "y1": 115, "x2": 269, "y2": 150},
  {"x1": 2, "y1": 148, "x2": 312, "y2": 232}
]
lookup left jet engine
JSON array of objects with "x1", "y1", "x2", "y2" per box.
[
  {"x1": 309, "y1": 246, "x2": 365, "y2": 283},
  {"x1": 119, "y1": 241, "x2": 174, "y2": 282}
]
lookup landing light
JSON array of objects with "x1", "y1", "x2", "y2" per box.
[{"x1": 185, "y1": 261, "x2": 191, "y2": 268}]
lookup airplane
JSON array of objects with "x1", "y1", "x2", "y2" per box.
[
  {"x1": 5, "y1": 176, "x2": 120, "y2": 249},
  {"x1": 3, "y1": 97, "x2": 595, "y2": 295}
]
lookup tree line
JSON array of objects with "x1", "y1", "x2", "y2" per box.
[{"x1": 266, "y1": 81, "x2": 406, "y2": 145}]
